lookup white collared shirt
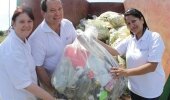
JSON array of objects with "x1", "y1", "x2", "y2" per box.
[
  {"x1": 28, "y1": 19, "x2": 77, "y2": 74},
  {"x1": 115, "y1": 29, "x2": 165, "y2": 98},
  {"x1": 0, "y1": 30, "x2": 37, "y2": 100}
]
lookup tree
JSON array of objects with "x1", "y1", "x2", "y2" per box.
[{"x1": 0, "y1": 31, "x2": 4, "y2": 36}]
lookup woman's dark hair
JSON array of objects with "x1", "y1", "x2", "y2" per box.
[
  {"x1": 12, "y1": 6, "x2": 34, "y2": 23},
  {"x1": 8, "y1": 6, "x2": 34, "y2": 34},
  {"x1": 124, "y1": 8, "x2": 148, "y2": 35},
  {"x1": 41, "y1": 0, "x2": 47, "y2": 12}
]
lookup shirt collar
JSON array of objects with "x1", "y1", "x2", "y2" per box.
[
  {"x1": 40, "y1": 20, "x2": 54, "y2": 33},
  {"x1": 133, "y1": 29, "x2": 150, "y2": 41},
  {"x1": 10, "y1": 29, "x2": 27, "y2": 44},
  {"x1": 40, "y1": 19, "x2": 62, "y2": 35}
]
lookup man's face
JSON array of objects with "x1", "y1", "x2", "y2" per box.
[{"x1": 44, "y1": 0, "x2": 64, "y2": 26}]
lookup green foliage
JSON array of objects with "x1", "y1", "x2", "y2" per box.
[
  {"x1": 0, "y1": 30, "x2": 6, "y2": 43},
  {"x1": 0, "y1": 31, "x2": 4, "y2": 36},
  {"x1": 160, "y1": 75, "x2": 170, "y2": 100}
]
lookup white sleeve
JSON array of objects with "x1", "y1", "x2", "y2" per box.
[
  {"x1": 114, "y1": 37, "x2": 130, "y2": 56},
  {"x1": 148, "y1": 33, "x2": 165, "y2": 62},
  {"x1": 5, "y1": 52, "x2": 32, "y2": 89}
]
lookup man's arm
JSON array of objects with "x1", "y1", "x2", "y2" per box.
[
  {"x1": 111, "y1": 62, "x2": 158, "y2": 77},
  {"x1": 36, "y1": 66, "x2": 55, "y2": 92}
]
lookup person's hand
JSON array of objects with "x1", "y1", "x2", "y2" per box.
[
  {"x1": 110, "y1": 67, "x2": 128, "y2": 78},
  {"x1": 53, "y1": 90, "x2": 67, "y2": 100}
]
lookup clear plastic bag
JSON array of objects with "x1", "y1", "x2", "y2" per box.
[{"x1": 51, "y1": 34, "x2": 127, "y2": 100}]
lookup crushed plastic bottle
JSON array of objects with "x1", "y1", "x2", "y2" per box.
[
  {"x1": 99, "y1": 89, "x2": 108, "y2": 100},
  {"x1": 104, "y1": 79, "x2": 117, "y2": 92}
]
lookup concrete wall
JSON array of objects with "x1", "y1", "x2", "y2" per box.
[{"x1": 124, "y1": 0, "x2": 170, "y2": 80}]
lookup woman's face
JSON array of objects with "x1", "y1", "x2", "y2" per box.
[
  {"x1": 125, "y1": 15, "x2": 144, "y2": 36},
  {"x1": 44, "y1": 0, "x2": 63, "y2": 26},
  {"x1": 13, "y1": 13, "x2": 33, "y2": 40}
]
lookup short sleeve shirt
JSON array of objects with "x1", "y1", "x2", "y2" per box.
[
  {"x1": 115, "y1": 29, "x2": 165, "y2": 98},
  {"x1": 0, "y1": 30, "x2": 37, "y2": 100},
  {"x1": 28, "y1": 19, "x2": 77, "y2": 74}
]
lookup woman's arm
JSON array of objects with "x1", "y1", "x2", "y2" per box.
[
  {"x1": 36, "y1": 66, "x2": 54, "y2": 92},
  {"x1": 24, "y1": 83, "x2": 55, "y2": 100},
  {"x1": 96, "y1": 39, "x2": 119, "y2": 56},
  {"x1": 111, "y1": 62, "x2": 158, "y2": 77}
]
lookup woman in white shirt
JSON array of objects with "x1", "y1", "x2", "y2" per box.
[
  {"x1": 0, "y1": 6, "x2": 55, "y2": 100},
  {"x1": 99, "y1": 8, "x2": 165, "y2": 100}
]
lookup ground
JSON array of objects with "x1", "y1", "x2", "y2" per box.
[{"x1": 0, "y1": 35, "x2": 6, "y2": 43}]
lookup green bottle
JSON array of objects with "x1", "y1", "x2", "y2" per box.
[{"x1": 99, "y1": 89, "x2": 108, "y2": 100}]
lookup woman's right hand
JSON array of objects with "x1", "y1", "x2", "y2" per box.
[{"x1": 110, "y1": 66, "x2": 128, "y2": 78}]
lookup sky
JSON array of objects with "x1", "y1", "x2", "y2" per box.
[
  {"x1": 0, "y1": 0, "x2": 16, "y2": 31},
  {"x1": 0, "y1": 0, "x2": 124, "y2": 31}
]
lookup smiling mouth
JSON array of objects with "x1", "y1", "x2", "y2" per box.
[
  {"x1": 21, "y1": 29, "x2": 31, "y2": 32},
  {"x1": 131, "y1": 28, "x2": 137, "y2": 32},
  {"x1": 53, "y1": 17, "x2": 61, "y2": 20}
]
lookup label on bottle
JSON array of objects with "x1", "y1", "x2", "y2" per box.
[{"x1": 104, "y1": 79, "x2": 116, "y2": 92}]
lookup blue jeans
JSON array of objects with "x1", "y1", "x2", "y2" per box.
[{"x1": 130, "y1": 91, "x2": 160, "y2": 100}]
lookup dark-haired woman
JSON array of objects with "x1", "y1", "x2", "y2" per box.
[
  {"x1": 98, "y1": 8, "x2": 165, "y2": 100},
  {"x1": 0, "y1": 6, "x2": 55, "y2": 100}
]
